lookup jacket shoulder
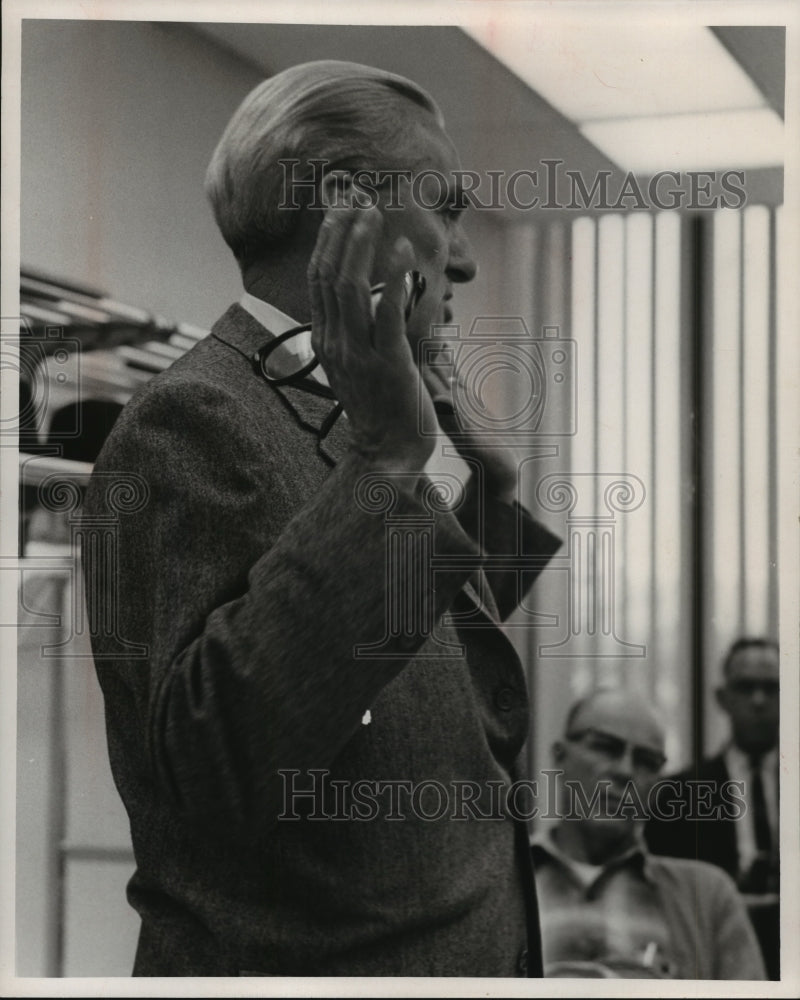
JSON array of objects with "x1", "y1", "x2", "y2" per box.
[
  {"x1": 94, "y1": 311, "x2": 272, "y2": 468},
  {"x1": 664, "y1": 754, "x2": 729, "y2": 785},
  {"x1": 647, "y1": 853, "x2": 737, "y2": 892}
]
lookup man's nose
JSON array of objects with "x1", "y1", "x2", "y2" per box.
[
  {"x1": 446, "y1": 228, "x2": 478, "y2": 284},
  {"x1": 610, "y1": 747, "x2": 637, "y2": 780}
]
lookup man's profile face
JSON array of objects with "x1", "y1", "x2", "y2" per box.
[
  {"x1": 717, "y1": 645, "x2": 779, "y2": 755},
  {"x1": 364, "y1": 111, "x2": 478, "y2": 350},
  {"x1": 557, "y1": 694, "x2": 665, "y2": 832}
]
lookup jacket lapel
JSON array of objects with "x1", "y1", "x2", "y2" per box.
[{"x1": 212, "y1": 303, "x2": 351, "y2": 462}]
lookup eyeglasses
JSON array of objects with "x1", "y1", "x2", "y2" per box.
[
  {"x1": 727, "y1": 679, "x2": 779, "y2": 697},
  {"x1": 566, "y1": 727, "x2": 666, "y2": 774},
  {"x1": 254, "y1": 271, "x2": 426, "y2": 388}
]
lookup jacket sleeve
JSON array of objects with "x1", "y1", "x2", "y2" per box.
[
  {"x1": 86, "y1": 378, "x2": 482, "y2": 838},
  {"x1": 708, "y1": 869, "x2": 767, "y2": 980},
  {"x1": 453, "y1": 478, "x2": 562, "y2": 621}
]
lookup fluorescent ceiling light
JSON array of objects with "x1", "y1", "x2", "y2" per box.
[
  {"x1": 463, "y1": 23, "x2": 765, "y2": 121},
  {"x1": 463, "y1": 22, "x2": 783, "y2": 171},
  {"x1": 581, "y1": 108, "x2": 784, "y2": 172}
]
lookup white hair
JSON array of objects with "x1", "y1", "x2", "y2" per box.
[{"x1": 205, "y1": 60, "x2": 443, "y2": 268}]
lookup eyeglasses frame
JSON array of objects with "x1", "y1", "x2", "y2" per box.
[{"x1": 565, "y1": 726, "x2": 667, "y2": 774}]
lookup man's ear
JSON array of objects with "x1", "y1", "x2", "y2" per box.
[
  {"x1": 715, "y1": 685, "x2": 731, "y2": 716},
  {"x1": 552, "y1": 739, "x2": 566, "y2": 764}
]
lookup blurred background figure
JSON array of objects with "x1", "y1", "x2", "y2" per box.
[
  {"x1": 532, "y1": 688, "x2": 765, "y2": 980},
  {"x1": 646, "y1": 638, "x2": 780, "y2": 978}
]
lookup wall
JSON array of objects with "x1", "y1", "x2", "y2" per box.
[
  {"x1": 21, "y1": 21, "x2": 261, "y2": 329},
  {"x1": 18, "y1": 21, "x2": 265, "y2": 975}
]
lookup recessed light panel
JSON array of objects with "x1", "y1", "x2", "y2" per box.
[
  {"x1": 581, "y1": 108, "x2": 784, "y2": 172},
  {"x1": 463, "y1": 22, "x2": 766, "y2": 121},
  {"x1": 463, "y1": 22, "x2": 783, "y2": 170}
]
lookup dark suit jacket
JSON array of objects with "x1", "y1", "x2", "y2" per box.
[
  {"x1": 646, "y1": 753, "x2": 780, "y2": 980},
  {"x1": 83, "y1": 303, "x2": 561, "y2": 977},
  {"x1": 645, "y1": 755, "x2": 739, "y2": 878}
]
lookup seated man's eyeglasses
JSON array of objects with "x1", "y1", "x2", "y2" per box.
[{"x1": 566, "y1": 727, "x2": 667, "y2": 774}]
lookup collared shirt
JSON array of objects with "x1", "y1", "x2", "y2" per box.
[
  {"x1": 531, "y1": 825, "x2": 766, "y2": 980},
  {"x1": 724, "y1": 744, "x2": 779, "y2": 875},
  {"x1": 531, "y1": 828, "x2": 677, "y2": 978},
  {"x1": 239, "y1": 291, "x2": 299, "y2": 338},
  {"x1": 239, "y1": 291, "x2": 330, "y2": 387}
]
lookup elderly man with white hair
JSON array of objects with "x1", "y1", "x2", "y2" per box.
[{"x1": 84, "y1": 60, "x2": 560, "y2": 977}]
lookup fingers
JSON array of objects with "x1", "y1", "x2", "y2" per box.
[
  {"x1": 420, "y1": 365, "x2": 458, "y2": 442},
  {"x1": 308, "y1": 208, "x2": 346, "y2": 361},
  {"x1": 304, "y1": 190, "x2": 438, "y2": 472},
  {"x1": 420, "y1": 336, "x2": 455, "y2": 401},
  {"x1": 336, "y1": 207, "x2": 383, "y2": 356},
  {"x1": 309, "y1": 201, "x2": 384, "y2": 367},
  {"x1": 373, "y1": 236, "x2": 416, "y2": 354},
  {"x1": 421, "y1": 363, "x2": 454, "y2": 408}
]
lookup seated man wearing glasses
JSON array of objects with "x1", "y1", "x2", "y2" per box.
[
  {"x1": 531, "y1": 688, "x2": 765, "y2": 980},
  {"x1": 83, "y1": 60, "x2": 560, "y2": 977},
  {"x1": 646, "y1": 638, "x2": 780, "y2": 978}
]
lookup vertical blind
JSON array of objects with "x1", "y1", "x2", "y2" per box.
[{"x1": 525, "y1": 205, "x2": 780, "y2": 772}]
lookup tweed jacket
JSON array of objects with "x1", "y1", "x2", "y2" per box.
[{"x1": 83, "y1": 303, "x2": 561, "y2": 977}]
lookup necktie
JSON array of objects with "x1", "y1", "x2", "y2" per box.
[{"x1": 749, "y1": 755, "x2": 772, "y2": 855}]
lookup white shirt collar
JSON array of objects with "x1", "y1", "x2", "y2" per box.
[
  {"x1": 531, "y1": 826, "x2": 648, "y2": 885},
  {"x1": 239, "y1": 291, "x2": 299, "y2": 338},
  {"x1": 239, "y1": 291, "x2": 329, "y2": 387}
]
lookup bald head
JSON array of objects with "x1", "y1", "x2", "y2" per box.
[
  {"x1": 552, "y1": 689, "x2": 667, "y2": 862},
  {"x1": 564, "y1": 688, "x2": 665, "y2": 755}
]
